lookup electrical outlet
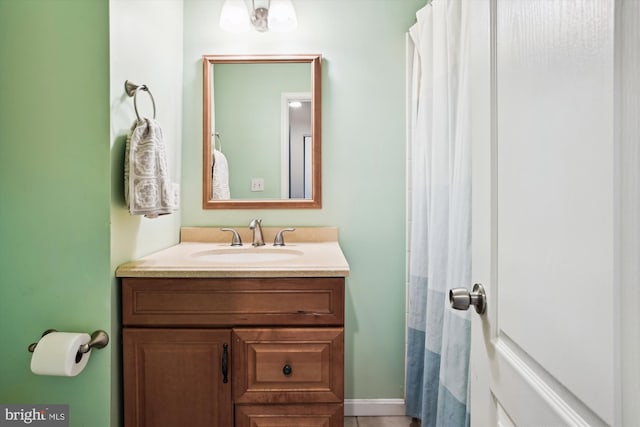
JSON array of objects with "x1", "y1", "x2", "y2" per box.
[{"x1": 251, "y1": 178, "x2": 265, "y2": 192}]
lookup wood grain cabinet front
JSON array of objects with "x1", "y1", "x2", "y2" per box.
[
  {"x1": 235, "y1": 404, "x2": 344, "y2": 427},
  {"x1": 121, "y1": 277, "x2": 345, "y2": 427},
  {"x1": 122, "y1": 328, "x2": 232, "y2": 427},
  {"x1": 122, "y1": 277, "x2": 344, "y2": 327},
  {"x1": 232, "y1": 328, "x2": 344, "y2": 404}
]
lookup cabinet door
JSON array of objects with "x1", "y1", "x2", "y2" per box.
[{"x1": 123, "y1": 328, "x2": 232, "y2": 427}]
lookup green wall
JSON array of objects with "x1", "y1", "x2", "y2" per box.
[
  {"x1": 182, "y1": 0, "x2": 425, "y2": 400},
  {"x1": 0, "y1": 0, "x2": 112, "y2": 426}
]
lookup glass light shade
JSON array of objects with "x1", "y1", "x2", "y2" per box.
[
  {"x1": 219, "y1": 0, "x2": 250, "y2": 33},
  {"x1": 267, "y1": 0, "x2": 297, "y2": 32}
]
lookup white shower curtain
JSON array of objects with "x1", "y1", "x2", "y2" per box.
[{"x1": 406, "y1": 1, "x2": 471, "y2": 426}]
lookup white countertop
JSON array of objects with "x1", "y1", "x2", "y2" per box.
[{"x1": 115, "y1": 227, "x2": 350, "y2": 278}]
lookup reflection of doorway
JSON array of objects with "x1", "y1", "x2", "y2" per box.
[
  {"x1": 288, "y1": 129, "x2": 311, "y2": 199},
  {"x1": 303, "y1": 135, "x2": 312, "y2": 199},
  {"x1": 281, "y1": 92, "x2": 311, "y2": 199}
]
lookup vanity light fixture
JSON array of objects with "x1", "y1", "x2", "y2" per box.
[
  {"x1": 219, "y1": 0, "x2": 297, "y2": 33},
  {"x1": 288, "y1": 100, "x2": 302, "y2": 108}
]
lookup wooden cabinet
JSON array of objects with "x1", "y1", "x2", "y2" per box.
[
  {"x1": 123, "y1": 328, "x2": 232, "y2": 427},
  {"x1": 235, "y1": 404, "x2": 343, "y2": 427},
  {"x1": 232, "y1": 328, "x2": 343, "y2": 404},
  {"x1": 122, "y1": 277, "x2": 345, "y2": 427}
]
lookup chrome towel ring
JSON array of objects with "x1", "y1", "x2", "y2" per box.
[{"x1": 124, "y1": 80, "x2": 156, "y2": 121}]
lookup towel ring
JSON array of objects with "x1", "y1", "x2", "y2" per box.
[{"x1": 124, "y1": 80, "x2": 156, "y2": 121}]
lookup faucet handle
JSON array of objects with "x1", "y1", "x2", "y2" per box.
[
  {"x1": 220, "y1": 228, "x2": 242, "y2": 246},
  {"x1": 273, "y1": 228, "x2": 296, "y2": 246}
]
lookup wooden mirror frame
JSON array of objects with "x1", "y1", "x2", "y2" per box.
[{"x1": 202, "y1": 54, "x2": 322, "y2": 209}]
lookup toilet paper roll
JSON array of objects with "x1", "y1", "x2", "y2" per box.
[{"x1": 30, "y1": 332, "x2": 91, "y2": 377}]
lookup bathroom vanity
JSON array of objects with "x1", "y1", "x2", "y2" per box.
[{"x1": 116, "y1": 227, "x2": 349, "y2": 427}]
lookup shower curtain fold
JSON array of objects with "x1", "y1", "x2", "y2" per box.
[{"x1": 406, "y1": 1, "x2": 471, "y2": 426}]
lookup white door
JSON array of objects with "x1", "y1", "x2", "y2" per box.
[{"x1": 464, "y1": 0, "x2": 639, "y2": 426}]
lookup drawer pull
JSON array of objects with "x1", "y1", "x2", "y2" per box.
[
  {"x1": 222, "y1": 343, "x2": 229, "y2": 384},
  {"x1": 282, "y1": 364, "x2": 293, "y2": 376}
]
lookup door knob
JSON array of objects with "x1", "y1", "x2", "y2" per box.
[{"x1": 449, "y1": 283, "x2": 487, "y2": 314}]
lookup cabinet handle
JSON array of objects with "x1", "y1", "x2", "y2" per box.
[
  {"x1": 222, "y1": 343, "x2": 228, "y2": 384},
  {"x1": 282, "y1": 364, "x2": 293, "y2": 376}
]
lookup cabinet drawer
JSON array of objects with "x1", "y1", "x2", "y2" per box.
[
  {"x1": 235, "y1": 404, "x2": 343, "y2": 427},
  {"x1": 233, "y1": 328, "x2": 344, "y2": 404},
  {"x1": 122, "y1": 277, "x2": 344, "y2": 327}
]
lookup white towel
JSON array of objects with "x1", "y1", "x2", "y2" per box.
[
  {"x1": 212, "y1": 149, "x2": 231, "y2": 200},
  {"x1": 125, "y1": 118, "x2": 179, "y2": 217}
]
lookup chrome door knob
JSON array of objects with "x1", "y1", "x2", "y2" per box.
[{"x1": 449, "y1": 283, "x2": 487, "y2": 314}]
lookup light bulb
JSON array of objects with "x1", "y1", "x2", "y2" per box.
[
  {"x1": 219, "y1": 0, "x2": 250, "y2": 33},
  {"x1": 268, "y1": 0, "x2": 297, "y2": 32}
]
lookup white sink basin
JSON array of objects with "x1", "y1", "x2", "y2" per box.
[{"x1": 191, "y1": 247, "x2": 304, "y2": 264}]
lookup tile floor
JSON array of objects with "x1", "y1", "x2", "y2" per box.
[{"x1": 344, "y1": 416, "x2": 419, "y2": 426}]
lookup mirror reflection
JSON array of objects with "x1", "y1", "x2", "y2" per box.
[{"x1": 202, "y1": 54, "x2": 322, "y2": 209}]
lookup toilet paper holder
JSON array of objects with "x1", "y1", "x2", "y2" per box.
[{"x1": 28, "y1": 329, "x2": 109, "y2": 354}]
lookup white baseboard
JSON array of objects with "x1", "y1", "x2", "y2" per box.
[{"x1": 344, "y1": 399, "x2": 406, "y2": 417}]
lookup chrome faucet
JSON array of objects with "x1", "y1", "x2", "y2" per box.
[
  {"x1": 273, "y1": 228, "x2": 296, "y2": 246},
  {"x1": 248, "y1": 218, "x2": 265, "y2": 246}
]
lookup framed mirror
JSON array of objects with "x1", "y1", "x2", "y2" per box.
[{"x1": 202, "y1": 54, "x2": 322, "y2": 209}]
